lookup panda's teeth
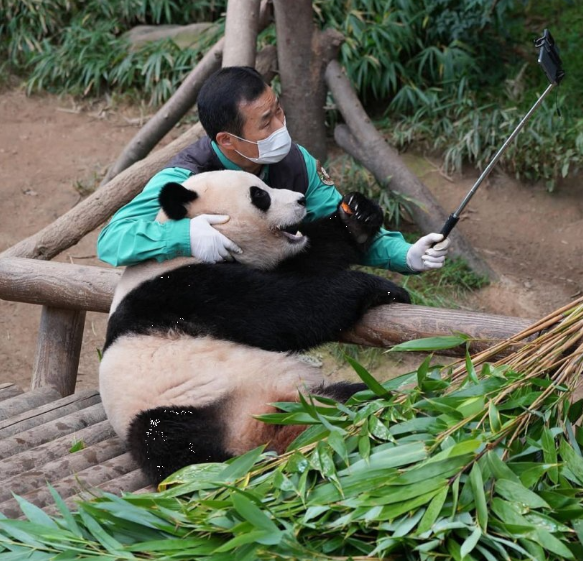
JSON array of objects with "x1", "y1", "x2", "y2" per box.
[{"x1": 296, "y1": 230, "x2": 302, "y2": 237}]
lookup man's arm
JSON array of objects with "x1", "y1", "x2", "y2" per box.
[
  {"x1": 297, "y1": 145, "x2": 414, "y2": 274},
  {"x1": 97, "y1": 167, "x2": 193, "y2": 267}
]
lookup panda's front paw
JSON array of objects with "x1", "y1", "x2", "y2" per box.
[
  {"x1": 371, "y1": 280, "x2": 411, "y2": 307},
  {"x1": 339, "y1": 192, "x2": 384, "y2": 245}
]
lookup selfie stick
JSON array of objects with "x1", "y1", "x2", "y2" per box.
[{"x1": 439, "y1": 29, "x2": 565, "y2": 240}]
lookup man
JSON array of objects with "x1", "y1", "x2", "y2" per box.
[{"x1": 97, "y1": 66, "x2": 449, "y2": 272}]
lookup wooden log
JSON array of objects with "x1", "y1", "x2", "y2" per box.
[
  {"x1": 0, "y1": 259, "x2": 537, "y2": 356},
  {"x1": 324, "y1": 60, "x2": 496, "y2": 280},
  {"x1": 0, "y1": 453, "x2": 137, "y2": 518},
  {"x1": 0, "y1": 403, "x2": 106, "y2": 460},
  {"x1": 342, "y1": 304, "x2": 535, "y2": 356},
  {"x1": 0, "y1": 437, "x2": 125, "y2": 503},
  {"x1": 0, "y1": 419, "x2": 115, "y2": 478},
  {"x1": 31, "y1": 306, "x2": 85, "y2": 396},
  {"x1": 0, "y1": 383, "x2": 23, "y2": 403},
  {"x1": 0, "y1": 386, "x2": 61, "y2": 422},
  {"x1": 223, "y1": 0, "x2": 261, "y2": 67},
  {"x1": 0, "y1": 389, "x2": 101, "y2": 439},
  {"x1": 0, "y1": 258, "x2": 120, "y2": 312}
]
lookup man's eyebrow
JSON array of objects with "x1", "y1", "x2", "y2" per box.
[{"x1": 260, "y1": 99, "x2": 280, "y2": 122}]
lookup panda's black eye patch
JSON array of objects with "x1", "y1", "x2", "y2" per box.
[
  {"x1": 159, "y1": 182, "x2": 198, "y2": 220},
  {"x1": 250, "y1": 186, "x2": 271, "y2": 212}
]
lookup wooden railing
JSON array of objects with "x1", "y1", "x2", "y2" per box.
[{"x1": 0, "y1": 257, "x2": 536, "y2": 397}]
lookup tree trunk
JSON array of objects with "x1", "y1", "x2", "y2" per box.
[
  {"x1": 325, "y1": 61, "x2": 496, "y2": 280},
  {"x1": 223, "y1": 0, "x2": 261, "y2": 67},
  {"x1": 273, "y1": 0, "x2": 343, "y2": 163}
]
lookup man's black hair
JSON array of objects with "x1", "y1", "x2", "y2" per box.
[{"x1": 197, "y1": 66, "x2": 268, "y2": 141}]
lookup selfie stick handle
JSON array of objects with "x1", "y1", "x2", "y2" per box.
[{"x1": 440, "y1": 81, "x2": 556, "y2": 239}]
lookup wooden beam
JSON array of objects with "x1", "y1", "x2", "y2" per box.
[
  {"x1": 0, "y1": 403, "x2": 107, "y2": 460},
  {"x1": 0, "y1": 419, "x2": 114, "y2": 478},
  {"x1": 0, "y1": 389, "x2": 101, "y2": 439},
  {"x1": 32, "y1": 306, "x2": 85, "y2": 396},
  {"x1": 342, "y1": 304, "x2": 534, "y2": 357},
  {"x1": 0, "y1": 386, "x2": 62, "y2": 422},
  {"x1": 0, "y1": 258, "x2": 120, "y2": 312},
  {"x1": 0, "y1": 258, "x2": 537, "y2": 356}
]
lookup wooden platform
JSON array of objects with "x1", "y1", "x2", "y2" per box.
[{"x1": 0, "y1": 383, "x2": 153, "y2": 518}]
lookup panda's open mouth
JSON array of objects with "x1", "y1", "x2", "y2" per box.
[{"x1": 277, "y1": 224, "x2": 305, "y2": 244}]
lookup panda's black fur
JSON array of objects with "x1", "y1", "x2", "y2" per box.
[{"x1": 105, "y1": 181, "x2": 410, "y2": 485}]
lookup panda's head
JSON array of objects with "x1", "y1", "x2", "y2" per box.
[{"x1": 157, "y1": 170, "x2": 308, "y2": 270}]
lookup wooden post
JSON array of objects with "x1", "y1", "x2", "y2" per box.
[{"x1": 31, "y1": 306, "x2": 86, "y2": 397}]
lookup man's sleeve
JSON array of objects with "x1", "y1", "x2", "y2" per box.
[
  {"x1": 97, "y1": 167, "x2": 193, "y2": 267},
  {"x1": 298, "y1": 145, "x2": 414, "y2": 274}
]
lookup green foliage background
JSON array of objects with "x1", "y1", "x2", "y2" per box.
[{"x1": 0, "y1": 0, "x2": 581, "y2": 186}]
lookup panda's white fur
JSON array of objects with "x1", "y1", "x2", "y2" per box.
[
  {"x1": 100, "y1": 334, "x2": 323, "y2": 448},
  {"x1": 100, "y1": 170, "x2": 320, "y2": 444}
]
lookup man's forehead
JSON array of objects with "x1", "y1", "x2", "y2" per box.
[{"x1": 238, "y1": 87, "x2": 277, "y2": 116}]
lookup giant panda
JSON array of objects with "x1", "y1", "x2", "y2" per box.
[{"x1": 99, "y1": 169, "x2": 410, "y2": 485}]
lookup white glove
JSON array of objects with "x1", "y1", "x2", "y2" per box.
[
  {"x1": 406, "y1": 233, "x2": 451, "y2": 272},
  {"x1": 189, "y1": 215, "x2": 242, "y2": 263}
]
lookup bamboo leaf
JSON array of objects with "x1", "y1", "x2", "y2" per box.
[
  {"x1": 460, "y1": 526, "x2": 481, "y2": 559},
  {"x1": 230, "y1": 492, "x2": 281, "y2": 538},
  {"x1": 388, "y1": 335, "x2": 468, "y2": 352},
  {"x1": 495, "y1": 479, "x2": 550, "y2": 510},
  {"x1": 542, "y1": 428, "x2": 559, "y2": 484},
  {"x1": 344, "y1": 355, "x2": 388, "y2": 396},
  {"x1": 417, "y1": 485, "x2": 448, "y2": 534},
  {"x1": 470, "y1": 463, "x2": 488, "y2": 532},
  {"x1": 219, "y1": 446, "x2": 265, "y2": 482},
  {"x1": 560, "y1": 439, "x2": 583, "y2": 485}
]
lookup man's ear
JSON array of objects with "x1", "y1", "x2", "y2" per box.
[
  {"x1": 216, "y1": 131, "x2": 235, "y2": 150},
  {"x1": 158, "y1": 182, "x2": 198, "y2": 220}
]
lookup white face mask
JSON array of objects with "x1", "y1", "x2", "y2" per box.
[{"x1": 230, "y1": 121, "x2": 292, "y2": 165}]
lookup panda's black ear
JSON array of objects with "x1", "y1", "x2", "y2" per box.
[
  {"x1": 250, "y1": 186, "x2": 271, "y2": 212},
  {"x1": 159, "y1": 182, "x2": 198, "y2": 220}
]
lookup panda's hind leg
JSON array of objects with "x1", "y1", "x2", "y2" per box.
[
  {"x1": 126, "y1": 403, "x2": 230, "y2": 485},
  {"x1": 313, "y1": 381, "x2": 369, "y2": 402}
]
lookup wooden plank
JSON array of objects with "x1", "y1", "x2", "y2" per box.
[
  {"x1": 0, "y1": 386, "x2": 61, "y2": 421},
  {"x1": 0, "y1": 419, "x2": 115, "y2": 478},
  {"x1": 0, "y1": 389, "x2": 101, "y2": 439},
  {"x1": 0, "y1": 383, "x2": 23, "y2": 403},
  {"x1": 0, "y1": 258, "x2": 120, "y2": 313},
  {"x1": 0, "y1": 402, "x2": 106, "y2": 460},
  {"x1": 0, "y1": 259, "x2": 538, "y2": 356},
  {"x1": 342, "y1": 303, "x2": 536, "y2": 357},
  {"x1": 0, "y1": 437, "x2": 125, "y2": 503},
  {"x1": 31, "y1": 306, "x2": 86, "y2": 397},
  {"x1": 0, "y1": 453, "x2": 137, "y2": 518}
]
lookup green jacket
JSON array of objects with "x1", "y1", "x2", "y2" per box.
[{"x1": 97, "y1": 141, "x2": 413, "y2": 272}]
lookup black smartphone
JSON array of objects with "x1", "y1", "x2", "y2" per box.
[{"x1": 535, "y1": 29, "x2": 565, "y2": 85}]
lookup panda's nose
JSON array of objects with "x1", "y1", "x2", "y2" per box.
[{"x1": 297, "y1": 196, "x2": 306, "y2": 207}]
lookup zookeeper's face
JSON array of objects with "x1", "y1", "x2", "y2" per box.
[{"x1": 233, "y1": 86, "x2": 286, "y2": 160}]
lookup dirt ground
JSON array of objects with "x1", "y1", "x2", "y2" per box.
[{"x1": 1, "y1": 88, "x2": 582, "y2": 392}]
